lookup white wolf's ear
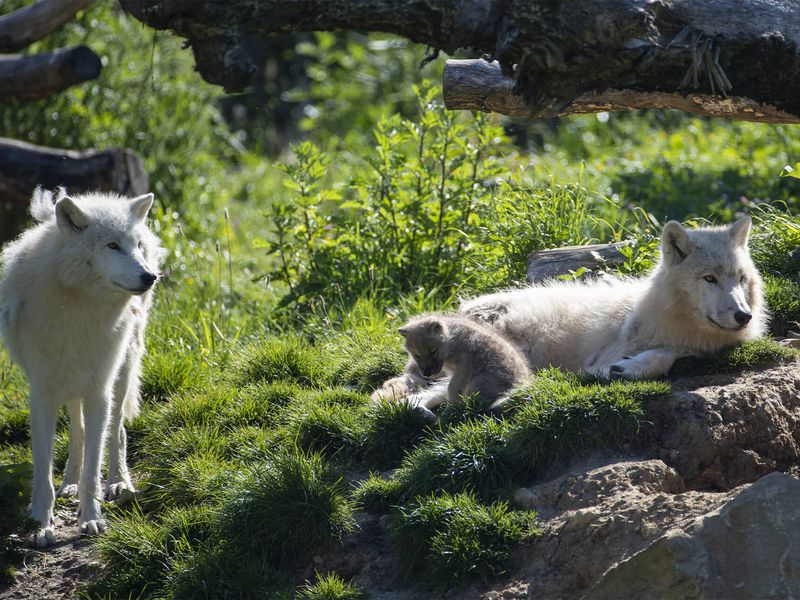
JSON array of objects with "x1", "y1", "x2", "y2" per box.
[
  {"x1": 661, "y1": 221, "x2": 691, "y2": 264},
  {"x1": 55, "y1": 197, "x2": 89, "y2": 234},
  {"x1": 729, "y1": 215, "x2": 752, "y2": 247},
  {"x1": 130, "y1": 193, "x2": 154, "y2": 222},
  {"x1": 398, "y1": 326, "x2": 409, "y2": 337}
]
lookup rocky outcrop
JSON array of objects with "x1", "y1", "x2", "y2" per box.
[
  {"x1": 586, "y1": 472, "x2": 800, "y2": 599},
  {"x1": 639, "y1": 363, "x2": 800, "y2": 490}
]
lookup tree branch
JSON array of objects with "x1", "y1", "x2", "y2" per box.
[
  {"x1": 0, "y1": 45, "x2": 101, "y2": 100},
  {"x1": 120, "y1": 0, "x2": 800, "y2": 121},
  {"x1": 0, "y1": 138, "x2": 149, "y2": 207},
  {"x1": 0, "y1": 0, "x2": 92, "y2": 52}
]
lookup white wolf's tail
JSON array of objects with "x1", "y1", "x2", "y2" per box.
[{"x1": 29, "y1": 186, "x2": 67, "y2": 223}]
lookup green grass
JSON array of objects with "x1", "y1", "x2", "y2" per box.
[
  {"x1": 391, "y1": 492, "x2": 537, "y2": 586},
  {"x1": 670, "y1": 338, "x2": 800, "y2": 377},
  {"x1": 297, "y1": 573, "x2": 364, "y2": 600}
]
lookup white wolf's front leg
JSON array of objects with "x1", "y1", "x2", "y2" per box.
[
  {"x1": 106, "y1": 345, "x2": 139, "y2": 500},
  {"x1": 57, "y1": 398, "x2": 84, "y2": 498},
  {"x1": 29, "y1": 391, "x2": 59, "y2": 548},
  {"x1": 78, "y1": 394, "x2": 110, "y2": 536},
  {"x1": 606, "y1": 348, "x2": 686, "y2": 379}
]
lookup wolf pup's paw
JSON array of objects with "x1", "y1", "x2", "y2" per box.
[
  {"x1": 79, "y1": 519, "x2": 107, "y2": 537},
  {"x1": 106, "y1": 481, "x2": 135, "y2": 501},
  {"x1": 57, "y1": 483, "x2": 79, "y2": 498},
  {"x1": 32, "y1": 526, "x2": 57, "y2": 548}
]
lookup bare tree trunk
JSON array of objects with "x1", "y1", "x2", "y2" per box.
[
  {"x1": 0, "y1": 138, "x2": 149, "y2": 207},
  {"x1": 0, "y1": 45, "x2": 101, "y2": 100},
  {"x1": 0, "y1": 0, "x2": 92, "y2": 52},
  {"x1": 120, "y1": 0, "x2": 800, "y2": 121}
]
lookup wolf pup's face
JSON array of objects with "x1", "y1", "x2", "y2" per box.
[
  {"x1": 661, "y1": 216, "x2": 761, "y2": 332},
  {"x1": 55, "y1": 193, "x2": 159, "y2": 295},
  {"x1": 398, "y1": 317, "x2": 447, "y2": 377}
]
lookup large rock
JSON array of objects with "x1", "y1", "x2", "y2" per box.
[
  {"x1": 639, "y1": 363, "x2": 800, "y2": 490},
  {"x1": 586, "y1": 471, "x2": 800, "y2": 599}
]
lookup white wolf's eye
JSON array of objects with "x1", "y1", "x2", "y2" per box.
[
  {"x1": 107, "y1": 242, "x2": 120, "y2": 250},
  {"x1": 138, "y1": 241, "x2": 143, "y2": 250},
  {"x1": 740, "y1": 275, "x2": 747, "y2": 283},
  {"x1": 703, "y1": 275, "x2": 717, "y2": 284}
]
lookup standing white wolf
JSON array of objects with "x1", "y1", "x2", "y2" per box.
[
  {"x1": 373, "y1": 217, "x2": 766, "y2": 408},
  {"x1": 0, "y1": 188, "x2": 164, "y2": 547}
]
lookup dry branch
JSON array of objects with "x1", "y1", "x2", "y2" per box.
[
  {"x1": 0, "y1": 45, "x2": 101, "y2": 100},
  {"x1": 120, "y1": 0, "x2": 800, "y2": 121},
  {"x1": 0, "y1": 0, "x2": 92, "y2": 52},
  {"x1": 444, "y1": 59, "x2": 800, "y2": 124},
  {"x1": 0, "y1": 138, "x2": 149, "y2": 207}
]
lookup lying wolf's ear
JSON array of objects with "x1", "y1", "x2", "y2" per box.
[
  {"x1": 398, "y1": 326, "x2": 409, "y2": 337},
  {"x1": 130, "y1": 193, "x2": 154, "y2": 222},
  {"x1": 55, "y1": 197, "x2": 88, "y2": 234},
  {"x1": 729, "y1": 215, "x2": 751, "y2": 247},
  {"x1": 426, "y1": 319, "x2": 444, "y2": 335},
  {"x1": 662, "y1": 221, "x2": 690, "y2": 264}
]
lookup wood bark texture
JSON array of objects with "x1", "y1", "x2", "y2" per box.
[
  {"x1": 0, "y1": 0, "x2": 92, "y2": 52},
  {"x1": 120, "y1": 0, "x2": 800, "y2": 121},
  {"x1": 0, "y1": 45, "x2": 101, "y2": 100},
  {"x1": 0, "y1": 138, "x2": 149, "y2": 207},
  {"x1": 527, "y1": 241, "x2": 631, "y2": 282}
]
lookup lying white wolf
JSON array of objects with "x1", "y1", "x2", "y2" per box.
[
  {"x1": 374, "y1": 217, "x2": 766, "y2": 409},
  {"x1": 0, "y1": 188, "x2": 164, "y2": 547}
]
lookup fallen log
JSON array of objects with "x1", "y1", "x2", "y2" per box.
[
  {"x1": 444, "y1": 59, "x2": 800, "y2": 124},
  {"x1": 0, "y1": 45, "x2": 101, "y2": 101},
  {"x1": 0, "y1": 138, "x2": 149, "y2": 207},
  {"x1": 0, "y1": 0, "x2": 92, "y2": 53},
  {"x1": 527, "y1": 241, "x2": 631, "y2": 282},
  {"x1": 120, "y1": 0, "x2": 800, "y2": 122}
]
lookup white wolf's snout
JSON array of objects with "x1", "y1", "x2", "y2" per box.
[{"x1": 705, "y1": 276, "x2": 753, "y2": 331}]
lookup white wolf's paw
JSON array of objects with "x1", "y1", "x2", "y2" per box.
[
  {"x1": 32, "y1": 526, "x2": 57, "y2": 548},
  {"x1": 57, "y1": 483, "x2": 79, "y2": 498},
  {"x1": 106, "y1": 480, "x2": 135, "y2": 501},
  {"x1": 410, "y1": 403, "x2": 438, "y2": 424},
  {"x1": 79, "y1": 519, "x2": 107, "y2": 537}
]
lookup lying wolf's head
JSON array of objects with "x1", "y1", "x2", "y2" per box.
[
  {"x1": 52, "y1": 191, "x2": 162, "y2": 296},
  {"x1": 659, "y1": 216, "x2": 764, "y2": 336},
  {"x1": 398, "y1": 316, "x2": 448, "y2": 377}
]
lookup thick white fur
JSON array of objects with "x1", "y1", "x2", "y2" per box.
[
  {"x1": 381, "y1": 218, "x2": 766, "y2": 410},
  {"x1": 0, "y1": 188, "x2": 164, "y2": 548}
]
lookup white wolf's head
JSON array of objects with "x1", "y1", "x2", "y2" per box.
[
  {"x1": 52, "y1": 191, "x2": 162, "y2": 296},
  {"x1": 658, "y1": 216, "x2": 764, "y2": 336}
]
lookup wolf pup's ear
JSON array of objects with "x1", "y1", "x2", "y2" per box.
[
  {"x1": 729, "y1": 215, "x2": 752, "y2": 247},
  {"x1": 55, "y1": 197, "x2": 89, "y2": 234},
  {"x1": 398, "y1": 326, "x2": 409, "y2": 337},
  {"x1": 130, "y1": 193, "x2": 154, "y2": 222},
  {"x1": 661, "y1": 221, "x2": 691, "y2": 264}
]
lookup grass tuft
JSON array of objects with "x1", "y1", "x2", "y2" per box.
[
  {"x1": 297, "y1": 572, "x2": 364, "y2": 600},
  {"x1": 391, "y1": 492, "x2": 537, "y2": 586},
  {"x1": 506, "y1": 369, "x2": 664, "y2": 474},
  {"x1": 361, "y1": 400, "x2": 431, "y2": 469},
  {"x1": 352, "y1": 473, "x2": 406, "y2": 513},
  {"x1": 670, "y1": 338, "x2": 800, "y2": 377},
  {"x1": 215, "y1": 451, "x2": 354, "y2": 568},
  {"x1": 232, "y1": 337, "x2": 329, "y2": 387}
]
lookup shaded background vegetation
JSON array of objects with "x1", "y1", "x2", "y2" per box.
[{"x1": 0, "y1": 0, "x2": 799, "y2": 597}]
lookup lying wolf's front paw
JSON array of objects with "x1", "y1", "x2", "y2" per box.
[
  {"x1": 106, "y1": 481, "x2": 135, "y2": 501},
  {"x1": 57, "y1": 483, "x2": 79, "y2": 498},
  {"x1": 79, "y1": 519, "x2": 107, "y2": 537},
  {"x1": 32, "y1": 526, "x2": 57, "y2": 548}
]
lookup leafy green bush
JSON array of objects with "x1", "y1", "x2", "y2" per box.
[{"x1": 391, "y1": 492, "x2": 537, "y2": 585}]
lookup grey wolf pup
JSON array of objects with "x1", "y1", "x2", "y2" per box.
[
  {"x1": 396, "y1": 315, "x2": 530, "y2": 410},
  {"x1": 375, "y1": 217, "x2": 765, "y2": 410},
  {"x1": 0, "y1": 188, "x2": 164, "y2": 547}
]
